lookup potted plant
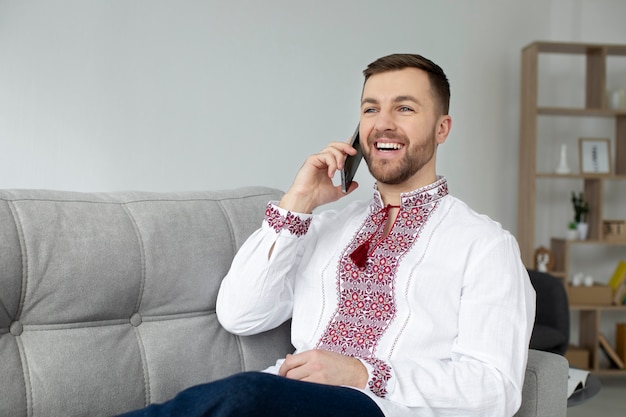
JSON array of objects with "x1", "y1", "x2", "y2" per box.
[
  {"x1": 566, "y1": 221, "x2": 578, "y2": 240},
  {"x1": 571, "y1": 191, "x2": 589, "y2": 240}
]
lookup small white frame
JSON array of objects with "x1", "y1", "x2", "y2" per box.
[{"x1": 579, "y1": 138, "x2": 612, "y2": 175}]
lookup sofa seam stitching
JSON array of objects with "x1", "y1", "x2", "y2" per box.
[
  {"x1": 132, "y1": 326, "x2": 152, "y2": 406},
  {"x1": 216, "y1": 200, "x2": 238, "y2": 259},
  {"x1": 14, "y1": 336, "x2": 34, "y2": 417},
  {"x1": 215, "y1": 200, "x2": 246, "y2": 371},
  {"x1": 7, "y1": 201, "x2": 28, "y2": 320},
  {"x1": 528, "y1": 367, "x2": 539, "y2": 416},
  {"x1": 6, "y1": 201, "x2": 34, "y2": 416},
  {"x1": 121, "y1": 203, "x2": 151, "y2": 404},
  {"x1": 121, "y1": 203, "x2": 147, "y2": 314},
  {"x1": 15, "y1": 311, "x2": 213, "y2": 331},
  {"x1": 235, "y1": 335, "x2": 246, "y2": 372}
]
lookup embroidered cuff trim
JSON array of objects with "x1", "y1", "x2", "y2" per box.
[
  {"x1": 264, "y1": 203, "x2": 311, "y2": 237},
  {"x1": 364, "y1": 357, "x2": 392, "y2": 398}
]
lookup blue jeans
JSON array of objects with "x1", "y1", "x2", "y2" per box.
[{"x1": 116, "y1": 372, "x2": 385, "y2": 417}]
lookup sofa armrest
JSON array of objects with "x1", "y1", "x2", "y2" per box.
[{"x1": 515, "y1": 349, "x2": 568, "y2": 417}]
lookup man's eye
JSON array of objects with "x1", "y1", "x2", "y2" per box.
[
  {"x1": 363, "y1": 108, "x2": 377, "y2": 114},
  {"x1": 399, "y1": 106, "x2": 413, "y2": 112}
]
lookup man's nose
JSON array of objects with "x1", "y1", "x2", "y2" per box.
[{"x1": 372, "y1": 109, "x2": 396, "y2": 132}]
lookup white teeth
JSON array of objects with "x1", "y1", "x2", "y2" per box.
[{"x1": 376, "y1": 143, "x2": 403, "y2": 150}]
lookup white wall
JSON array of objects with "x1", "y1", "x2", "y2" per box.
[{"x1": 1, "y1": 0, "x2": 625, "y2": 236}]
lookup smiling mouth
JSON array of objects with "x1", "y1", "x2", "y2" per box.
[{"x1": 376, "y1": 142, "x2": 404, "y2": 151}]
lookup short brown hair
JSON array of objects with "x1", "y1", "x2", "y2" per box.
[{"x1": 363, "y1": 54, "x2": 450, "y2": 115}]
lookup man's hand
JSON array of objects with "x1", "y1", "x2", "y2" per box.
[
  {"x1": 279, "y1": 141, "x2": 359, "y2": 214},
  {"x1": 278, "y1": 349, "x2": 368, "y2": 389}
]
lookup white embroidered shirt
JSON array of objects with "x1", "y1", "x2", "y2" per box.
[{"x1": 217, "y1": 178, "x2": 536, "y2": 417}]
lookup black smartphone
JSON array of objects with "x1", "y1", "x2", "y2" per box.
[{"x1": 341, "y1": 124, "x2": 363, "y2": 193}]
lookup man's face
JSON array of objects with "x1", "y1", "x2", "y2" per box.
[{"x1": 359, "y1": 68, "x2": 448, "y2": 189}]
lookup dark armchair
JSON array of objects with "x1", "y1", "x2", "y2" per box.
[{"x1": 527, "y1": 269, "x2": 570, "y2": 355}]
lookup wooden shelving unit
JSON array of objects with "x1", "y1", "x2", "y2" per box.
[
  {"x1": 517, "y1": 41, "x2": 626, "y2": 375},
  {"x1": 570, "y1": 305, "x2": 626, "y2": 375}
]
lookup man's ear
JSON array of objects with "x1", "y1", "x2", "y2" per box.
[{"x1": 436, "y1": 115, "x2": 452, "y2": 145}]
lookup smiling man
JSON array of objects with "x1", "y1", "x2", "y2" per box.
[
  {"x1": 118, "y1": 54, "x2": 535, "y2": 417},
  {"x1": 360, "y1": 65, "x2": 449, "y2": 192}
]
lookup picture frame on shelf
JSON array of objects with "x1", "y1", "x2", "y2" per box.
[{"x1": 579, "y1": 138, "x2": 612, "y2": 175}]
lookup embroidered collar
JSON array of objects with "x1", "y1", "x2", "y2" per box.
[{"x1": 371, "y1": 176, "x2": 449, "y2": 211}]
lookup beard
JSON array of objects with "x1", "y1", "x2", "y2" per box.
[{"x1": 362, "y1": 129, "x2": 437, "y2": 185}]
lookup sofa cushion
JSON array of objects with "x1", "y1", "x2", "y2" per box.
[{"x1": 0, "y1": 187, "x2": 292, "y2": 417}]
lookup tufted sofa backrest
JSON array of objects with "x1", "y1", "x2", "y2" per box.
[{"x1": 0, "y1": 186, "x2": 292, "y2": 417}]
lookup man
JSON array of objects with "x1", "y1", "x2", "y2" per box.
[{"x1": 120, "y1": 54, "x2": 535, "y2": 417}]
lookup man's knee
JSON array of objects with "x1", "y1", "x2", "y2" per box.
[
  {"x1": 211, "y1": 372, "x2": 279, "y2": 400},
  {"x1": 188, "y1": 372, "x2": 280, "y2": 415}
]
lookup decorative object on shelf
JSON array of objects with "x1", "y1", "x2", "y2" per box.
[
  {"x1": 608, "y1": 261, "x2": 626, "y2": 305},
  {"x1": 579, "y1": 137, "x2": 612, "y2": 175},
  {"x1": 571, "y1": 191, "x2": 589, "y2": 240},
  {"x1": 610, "y1": 88, "x2": 626, "y2": 110},
  {"x1": 571, "y1": 272, "x2": 594, "y2": 287},
  {"x1": 534, "y1": 246, "x2": 554, "y2": 272},
  {"x1": 603, "y1": 219, "x2": 626, "y2": 242},
  {"x1": 571, "y1": 272, "x2": 584, "y2": 287},
  {"x1": 555, "y1": 143, "x2": 571, "y2": 174},
  {"x1": 566, "y1": 223, "x2": 578, "y2": 240},
  {"x1": 598, "y1": 333, "x2": 625, "y2": 369}
]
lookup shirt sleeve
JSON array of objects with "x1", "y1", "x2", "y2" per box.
[
  {"x1": 368, "y1": 232, "x2": 536, "y2": 416},
  {"x1": 216, "y1": 202, "x2": 313, "y2": 336}
]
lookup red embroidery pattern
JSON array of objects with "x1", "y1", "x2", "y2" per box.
[
  {"x1": 264, "y1": 203, "x2": 311, "y2": 237},
  {"x1": 317, "y1": 179, "x2": 448, "y2": 398},
  {"x1": 364, "y1": 357, "x2": 393, "y2": 397}
]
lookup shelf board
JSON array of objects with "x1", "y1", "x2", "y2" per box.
[
  {"x1": 537, "y1": 107, "x2": 626, "y2": 117},
  {"x1": 551, "y1": 238, "x2": 626, "y2": 246},
  {"x1": 536, "y1": 173, "x2": 626, "y2": 180},
  {"x1": 569, "y1": 304, "x2": 626, "y2": 311},
  {"x1": 525, "y1": 41, "x2": 626, "y2": 56}
]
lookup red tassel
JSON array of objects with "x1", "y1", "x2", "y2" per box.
[
  {"x1": 349, "y1": 204, "x2": 400, "y2": 269},
  {"x1": 350, "y1": 241, "x2": 370, "y2": 269}
]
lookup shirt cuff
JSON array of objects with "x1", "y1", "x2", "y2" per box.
[
  {"x1": 360, "y1": 357, "x2": 393, "y2": 398},
  {"x1": 264, "y1": 202, "x2": 312, "y2": 237}
]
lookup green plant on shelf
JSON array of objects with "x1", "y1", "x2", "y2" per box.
[{"x1": 571, "y1": 191, "x2": 589, "y2": 225}]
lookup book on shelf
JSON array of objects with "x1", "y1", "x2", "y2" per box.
[
  {"x1": 567, "y1": 367, "x2": 590, "y2": 398},
  {"x1": 608, "y1": 260, "x2": 626, "y2": 304},
  {"x1": 618, "y1": 324, "x2": 626, "y2": 364},
  {"x1": 614, "y1": 280, "x2": 626, "y2": 305},
  {"x1": 598, "y1": 333, "x2": 625, "y2": 369}
]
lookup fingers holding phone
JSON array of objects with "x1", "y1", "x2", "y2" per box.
[{"x1": 279, "y1": 129, "x2": 362, "y2": 213}]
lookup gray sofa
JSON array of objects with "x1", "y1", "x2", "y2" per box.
[{"x1": 0, "y1": 186, "x2": 568, "y2": 417}]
